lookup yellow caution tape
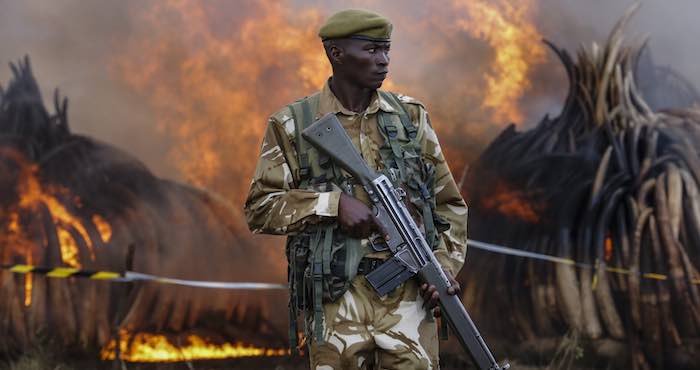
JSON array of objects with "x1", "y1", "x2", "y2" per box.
[
  {"x1": 0, "y1": 263, "x2": 287, "y2": 290},
  {"x1": 0, "y1": 238, "x2": 697, "y2": 289},
  {"x1": 46, "y1": 267, "x2": 79, "y2": 278},
  {"x1": 642, "y1": 273, "x2": 668, "y2": 281},
  {"x1": 10, "y1": 264, "x2": 34, "y2": 273},
  {"x1": 90, "y1": 271, "x2": 122, "y2": 280},
  {"x1": 466, "y1": 239, "x2": 699, "y2": 286}
]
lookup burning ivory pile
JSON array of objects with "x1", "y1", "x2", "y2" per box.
[
  {"x1": 0, "y1": 58, "x2": 286, "y2": 359},
  {"x1": 462, "y1": 8, "x2": 700, "y2": 369}
]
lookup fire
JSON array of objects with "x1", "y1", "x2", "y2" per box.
[
  {"x1": 451, "y1": 0, "x2": 546, "y2": 124},
  {"x1": 113, "y1": 0, "x2": 328, "y2": 205},
  {"x1": 100, "y1": 331, "x2": 288, "y2": 362},
  {"x1": 111, "y1": 0, "x2": 548, "y2": 206},
  {"x1": 92, "y1": 214, "x2": 112, "y2": 243},
  {"x1": 24, "y1": 252, "x2": 32, "y2": 307},
  {"x1": 56, "y1": 227, "x2": 80, "y2": 268},
  {"x1": 480, "y1": 182, "x2": 543, "y2": 223},
  {"x1": 604, "y1": 235, "x2": 613, "y2": 262},
  {"x1": 3, "y1": 149, "x2": 112, "y2": 268},
  {"x1": 15, "y1": 159, "x2": 92, "y2": 267}
]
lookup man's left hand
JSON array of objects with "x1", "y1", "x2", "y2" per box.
[{"x1": 420, "y1": 269, "x2": 460, "y2": 317}]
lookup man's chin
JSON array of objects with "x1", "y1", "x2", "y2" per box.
[{"x1": 370, "y1": 80, "x2": 384, "y2": 89}]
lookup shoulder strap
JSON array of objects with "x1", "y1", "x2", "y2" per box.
[
  {"x1": 288, "y1": 93, "x2": 320, "y2": 187},
  {"x1": 379, "y1": 91, "x2": 418, "y2": 140}
]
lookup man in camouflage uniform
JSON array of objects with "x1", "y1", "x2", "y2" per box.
[{"x1": 244, "y1": 9, "x2": 467, "y2": 370}]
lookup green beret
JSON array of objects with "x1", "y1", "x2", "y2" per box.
[{"x1": 318, "y1": 9, "x2": 392, "y2": 42}]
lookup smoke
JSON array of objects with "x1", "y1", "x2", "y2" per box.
[
  {"x1": 0, "y1": 0, "x2": 176, "y2": 178},
  {"x1": 1, "y1": 0, "x2": 699, "y2": 263}
]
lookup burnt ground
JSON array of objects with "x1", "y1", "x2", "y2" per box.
[
  {"x1": 2, "y1": 355, "x2": 544, "y2": 370},
  {"x1": 1, "y1": 349, "x2": 613, "y2": 370},
  {"x1": 1, "y1": 335, "x2": 626, "y2": 370}
]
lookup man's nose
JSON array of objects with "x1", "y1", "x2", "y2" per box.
[{"x1": 377, "y1": 51, "x2": 389, "y2": 66}]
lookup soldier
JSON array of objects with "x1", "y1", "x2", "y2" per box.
[{"x1": 244, "y1": 9, "x2": 468, "y2": 370}]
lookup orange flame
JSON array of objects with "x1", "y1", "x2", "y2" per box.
[
  {"x1": 452, "y1": 0, "x2": 546, "y2": 124},
  {"x1": 56, "y1": 227, "x2": 80, "y2": 268},
  {"x1": 604, "y1": 235, "x2": 613, "y2": 262},
  {"x1": 24, "y1": 252, "x2": 32, "y2": 307},
  {"x1": 480, "y1": 182, "x2": 543, "y2": 223},
  {"x1": 113, "y1": 0, "x2": 328, "y2": 205},
  {"x1": 92, "y1": 214, "x2": 112, "y2": 243},
  {"x1": 16, "y1": 161, "x2": 93, "y2": 267},
  {"x1": 4, "y1": 149, "x2": 112, "y2": 269},
  {"x1": 112, "y1": 0, "x2": 547, "y2": 205},
  {"x1": 100, "y1": 331, "x2": 288, "y2": 362}
]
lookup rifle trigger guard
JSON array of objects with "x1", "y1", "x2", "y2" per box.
[
  {"x1": 394, "y1": 187, "x2": 406, "y2": 201},
  {"x1": 368, "y1": 232, "x2": 389, "y2": 252}
]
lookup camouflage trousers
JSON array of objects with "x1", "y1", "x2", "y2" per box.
[{"x1": 308, "y1": 275, "x2": 439, "y2": 370}]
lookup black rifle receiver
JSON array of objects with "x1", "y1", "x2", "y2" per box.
[{"x1": 302, "y1": 113, "x2": 509, "y2": 370}]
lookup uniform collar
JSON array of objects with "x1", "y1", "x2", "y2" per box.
[{"x1": 317, "y1": 78, "x2": 396, "y2": 118}]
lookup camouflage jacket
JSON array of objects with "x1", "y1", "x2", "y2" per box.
[{"x1": 244, "y1": 80, "x2": 467, "y2": 275}]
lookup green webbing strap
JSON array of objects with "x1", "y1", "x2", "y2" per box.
[
  {"x1": 312, "y1": 228, "x2": 325, "y2": 343},
  {"x1": 288, "y1": 240, "x2": 298, "y2": 350},
  {"x1": 289, "y1": 103, "x2": 309, "y2": 186},
  {"x1": 286, "y1": 98, "x2": 307, "y2": 349},
  {"x1": 322, "y1": 225, "x2": 333, "y2": 276},
  {"x1": 378, "y1": 112, "x2": 406, "y2": 180},
  {"x1": 288, "y1": 94, "x2": 320, "y2": 187},
  {"x1": 422, "y1": 199, "x2": 436, "y2": 249},
  {"x1": 382, "y1": 91, "x2": 417, "y2": 140}
]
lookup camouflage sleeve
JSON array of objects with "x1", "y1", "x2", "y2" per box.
[
  {"x1": 409, "y1": 103, "x2": 468, "y2": 276},
  {"x1": 243, "y1": 115, "x2": 341, "y2": 235}
]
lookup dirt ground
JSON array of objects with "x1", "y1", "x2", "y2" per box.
[
  {"x1": 1, "y1": 333, "x2": 628, "y2": 370},
  {"x1": 1, "y1": 351, "x2": 610, "y2": 370}
]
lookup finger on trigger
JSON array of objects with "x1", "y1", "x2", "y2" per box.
[{"x1": 371, "y1": 214, "x2": 390, "y2": 241}]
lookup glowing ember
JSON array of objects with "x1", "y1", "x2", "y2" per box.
[
  {"x1": 452, "y1": 0, "x2": 546, "y2": 124},
  {"x1": 480, "y1": 182, "x2": 543, "y2": 223},
  {"x1": 92, "y1": 214, "x2": 112, "y2": 243},
  {"x1": 101, "y1": 331, "x2": 288, "y2": 362},
  {"x1": 56, "y1": 227, "x2": 81, "y2": 268},
  {"x1": 604, "y1": 235, "x2": 613, "y2": 262},
  {"x1": 24, "y1": 252, "x2": 32, "y2": 307}
]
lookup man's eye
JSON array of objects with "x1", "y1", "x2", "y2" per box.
[{"x1": 368, "y1": 48, "x2": 376, "y2": 53}]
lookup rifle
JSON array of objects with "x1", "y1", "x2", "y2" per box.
[{"x1": 302, "y1": 113, "x2": 509, "y2": 370}]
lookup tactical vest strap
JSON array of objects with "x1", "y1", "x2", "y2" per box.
[
  {"x1": 422, "y1": 189, "x2": 437, "y2": 253},
  {"x1": 288, "y1": 94, "x2": 320, "y2": 187},
  {"x1": 379, "y1": 91, "x2": 417, "y2": 139},
  {"x1": 377, "y1": 113, "x2": 406, "y2": 180},
  {"x1": 312, "y1": 225, "x2": 334, "y2": 343},
  {"x1": 287, "y1": 239, "x2": 298, "y2": 350}
]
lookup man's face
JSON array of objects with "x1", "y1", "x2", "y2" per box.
[{"x1": 336, "y1": 39, "x2": 390, "y2": 89}]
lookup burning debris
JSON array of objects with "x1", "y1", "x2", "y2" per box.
[
  {"x1": 0, "y1": 58, "x2": 286, "y2": 361},
  {"x1": 100, "y1": 331, "x2": 288, "y2": 362},
  {"x1": 462, "y1": 7, "x2": 700, "y2": 369}
]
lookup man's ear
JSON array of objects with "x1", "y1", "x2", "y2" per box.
[{"x1": 328, "y1": 43, "x2": 344, "y2": 65}]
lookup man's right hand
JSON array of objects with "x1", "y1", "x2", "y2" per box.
[{"x1": 338, "y1": 192, "x2": 388, "y2": 239}]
